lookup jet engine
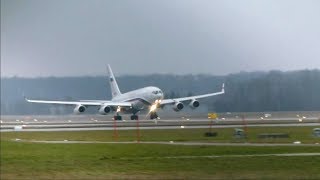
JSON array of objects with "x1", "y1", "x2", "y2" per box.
[
  {"x1": 99, "y1": 105, "x2": 112, "y2": 115},
  {"x1": 173, "y1": 102, "x2": 184, "y2": 112},
  {"x1": 74, "y1": 105, "x2": 86, "y2": 114},
  {"x1": 189, "y1": 99, "x2": 200, "y2": 109}
]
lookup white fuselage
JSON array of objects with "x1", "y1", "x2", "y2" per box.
[{"x1": 112, "y1": 86, "x2": 164, "y2": 112}]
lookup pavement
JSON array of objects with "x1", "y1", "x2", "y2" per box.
[
  {"x1": 1, "y1": 112, "x2": 319, "y2": 132},
  {"x1": 19, "y1": 139, "x2": 320, "y2": 146}
]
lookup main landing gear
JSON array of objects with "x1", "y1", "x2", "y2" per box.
[
  {"x1": 130, "y1": 114, "x2": 139, "y2": 120},
  {"x1": 113, "y1": 113, "x2": 122, "y2": 120},
  {"x1": 150, "y1": 112, "x2": 158, "y2": 120},
  {"x1": 113, "y1": 114, "x2": 139, "y2": 120}
]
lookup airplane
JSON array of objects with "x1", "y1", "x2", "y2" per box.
[{"x1": 26, "y1": 65, "x2": 225, "y2": 120}]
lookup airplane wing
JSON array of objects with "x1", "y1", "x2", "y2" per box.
[
  {"x1": 25, "y1": 98, "x2": 132, "y2": 107},
  {"x1": 160, "y1": 83, "x2": 225, "y2": 105}
]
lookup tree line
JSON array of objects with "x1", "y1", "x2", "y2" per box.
[{"x1": 1, "y1": 69, "x2": 320, "y2": 115}]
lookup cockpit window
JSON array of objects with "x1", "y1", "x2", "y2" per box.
[{"x1": 152, "y1": 90, "x2": 162, "y2": 94}]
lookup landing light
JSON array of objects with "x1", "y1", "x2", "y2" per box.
[
  {"x1": 150, "y1": 104, "x2": 157, "y2": 112},
  {"x1": 116, "y1": 106, "x2": 121, "y2": 112},
  {"x1": 149, "y1": 99, "x2": 161, "y2": 112}
]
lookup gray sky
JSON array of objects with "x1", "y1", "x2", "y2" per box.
[{"x1": 1, "y1": 0, "x2": 320, "y2": 77}]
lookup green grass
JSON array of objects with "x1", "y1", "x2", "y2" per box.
[
  {"x1": 1, "y1": 126, "x2": 320, "y2": 143},
  {"x1": 1, "y1": 127, "x2": 320, "y2": 179},
  {"x1": 1, "y1": 141, "x2": 320, "y2": 179}
]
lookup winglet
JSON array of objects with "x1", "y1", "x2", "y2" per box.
[
  {"x1": 23, "y1": 92, "x2": 29, "y2": 102},
  {"x1": 222, "y1": 83, "x2": 225, "y2": 93},
  {"x1": 24, "y1": 96, "x2": 30, "y2": 102}
]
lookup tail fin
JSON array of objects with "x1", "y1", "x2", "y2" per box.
[{"x1": 107, "y1": 65, "x2": 121, "y2": 98}]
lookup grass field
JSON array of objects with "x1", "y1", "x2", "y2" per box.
[
  {"x1": 1, "y1": 126, "x2": 320, "y2": 143},
  {"x1": 1, "y1": 127, "x2": 320, "y2": 179}
]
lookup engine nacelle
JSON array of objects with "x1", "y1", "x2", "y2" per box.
[
  {"x1": 173, "y1": 102, "x2": 184, "y2": 112},
  {"x1": 189, "y1": 99, "x2": 200, "y2": 109},
  {"x1": 99, "y1": 105, "x2": 112, "y2": 115},
  {"x1": 74, "y1": 105, "x2": 86, "y2": 114}
]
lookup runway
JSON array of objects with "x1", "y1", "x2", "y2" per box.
[
  {"x1": 1, "y1": 112, "x2": 320, "y2": 132},
  {"x1": 19, "y1": 139, "x2": 320, "y2": 147}
]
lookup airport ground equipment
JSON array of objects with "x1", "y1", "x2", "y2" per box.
[
  {"x1": 313, "y1": 128, "x2": 320, "y2": 137},
  {"x1": 234, "y1": 128, "x2": 246, "y2": 138},
  {"x1": 208, "y1": 113, "x2": 218, "y2": 119},
  {"x1": 204, "y1": 132, "x2": 218, "y2": 137},
  {"x1": 258, "y1": 133, "x2": 289, "y2": 139}
]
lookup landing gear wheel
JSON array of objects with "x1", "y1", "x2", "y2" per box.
[
  {"x1": 114, "y1": 115, "x2": 122, "y2": 120},
  {"x1": 130, "y1": 115, "x2": 139, "y2": 120},
  {"x1": 150, "y1": 112, "x2": 158, "y2": 120}
]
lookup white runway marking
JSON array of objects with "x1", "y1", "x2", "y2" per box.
[
  {"x1": 118, "y1": 153, "x2": 320, "y2": 160},
  {"x1": 1, "y1": 123, "x2": 320, "y2": 132},
  {"x1": 14, "y1": 139, "x2": 320, "y2": 158},
  {"x1": 15, "y1": 140, "x2": 320, "y2": 147}
]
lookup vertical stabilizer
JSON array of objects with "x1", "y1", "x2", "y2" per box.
[{"x1": 107, "y1": 65, "x2": 121, "y2": 98}]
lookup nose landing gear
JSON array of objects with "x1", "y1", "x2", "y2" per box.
[
  {"x1": 150, "y1": 112, "x2": 158, "y2": 120},
  {"x1": 114, "y1": 113, "x2": 122, "y2": 120}
]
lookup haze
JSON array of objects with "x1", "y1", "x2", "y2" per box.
[{"x1": 1, "y1": 0, "x2": 320, "y2": 77}]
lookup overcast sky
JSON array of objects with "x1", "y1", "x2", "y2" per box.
[{"x1": 1, "y1": 0, "x2": 320, "y2": 77}]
